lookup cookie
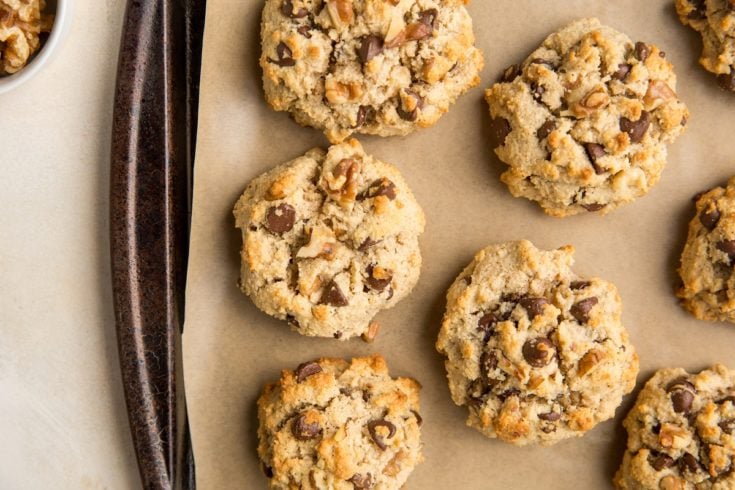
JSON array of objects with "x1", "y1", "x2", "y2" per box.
[
  {"x1": 257, "y1": 355, "x2": 423, "y2": 489},
  {"x1": 614, "y1": 365, "x2": 735, "y2": 489},
  {"x1": 677, "y1": 177, "x2": 735, "y2": 323},
  {"x1": 234, "y1": 139, "x2": 425, "y2": 340},
  {"x1": 259, "y1": 0, "x2": 483, "y2": 143},
  {"x1": 435, "y1": 240, "x2": 639, "y2": 445},
  {"x1": 676, "y1": 0, "x2": 735, "y2": 92},
  {"x1": 485, "y1": 18, "x2": 689, "y2": 217}
]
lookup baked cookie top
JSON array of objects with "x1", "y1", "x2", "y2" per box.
[
  {"x1": 234, "y1": 139, "x2": 425, "y2": 340},
  {"x1": 676, "y1": 0, "x2": 735, "y2": 92},
  {"x1": 257, "y1": 355, "x2": 423, "y2": 490},
  {"x1": 677, "y1": 177, "x2": 735, "y2": 324},
  {"x1": 260, "y1": 0, "x2": 483, "y2": 143},
  {"x1": 614, "y1": 365, "x2": 735, "y2": 490},
  {"x1": 435, "y1": 240, "x2": 639, "y2": 446},
  {"x1": 485, "y1": 18, "x2": 689, "y2": 217}
]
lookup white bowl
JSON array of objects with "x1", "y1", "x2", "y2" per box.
[{"x1": 0, "y1": 0, "x2": 73, "y2": 94}]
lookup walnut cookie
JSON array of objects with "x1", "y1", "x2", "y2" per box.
[
  {"x1": 676, "y1": 0, "x2": 735, "y2": 92},
  {"x1": 260, "y1": 0, "x2": 484, "y2": 143},
  {"x1": 257, "y1": 355, "x2": 423, "y2": 489},
  {"x1": 436, "y1": 240, "x2": 639, "y2": 446},
  {"x1": 677, "y1": 177, "x2": 735, "y2": 324},
  {"x1": 0, "y1": 0, "x2": 53, "y2": 75},
  {"x1": 614, "y1": 365, "x2": 735, "y2": 489},
  {"x1": 485, "y1": 18, "x2": 689, "y2": 217},
  {"x1": 233, "y1": 139, "x2": 425, "y2": 340}
]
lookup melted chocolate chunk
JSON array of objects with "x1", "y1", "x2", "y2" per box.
[
  {"x1": 571, "y1": 297, "x2": 599, "y2": 323},
  {"x1": 620, "y1": 111, "x2": 651, "y2": 143},
  {"x1": 367, "y1": 419, "x2": 396, "y2": 450},
  {"x1": 667, "y1": 377, "x2": 696, "y2": 414},
  {"x1": 281, "y1": 0, "x2": 308, "y2": 18},
  {"x1": 358, "y1": 35, "x2": 383, "y2": 64},
  {"x1": 365, "y1": 264, "x2": 392, "y2": 292},
  {"x1": 523, "y1": 338, "x2": 554, "y2": 368},
  {"x1": 499, "y1": 64, "x2": 521, "y2": 83},
  {"x1": 490, "y1": 117, "x2": 511, "y2": 148},
  {"x1": 348, "y1": 473, "x2": 374, "y2": 489},
  {"x1": 266, "y1": 204, "x2": 296, "y2": 233},
  {"x1": 537, "y1": 119, "x2": 556, "y2": 140},
  {"x1": 319, "y1": 280, "x2": 349, "y2": 307},
  {"x1": 269, "y1": 42, "x2": 296, "y2": 67},
  {"x1": 292, "y1": 413, "x2": 321, "y2": 440},
  {"x1": 295, "y1": 361, "x2": 322, "y2": 382},
  {"x1": 700, "y1": 206, "x2": 721, "y2": 230},
  {"x1": 635, "y1": 42, "x2": 650, "y2": 62},
  {"x1": 520, "y1": 297, "x2": 549, "y2": 319},
  {"x1": 612, "y1": 63, "x2": 632, "y2": 81}
]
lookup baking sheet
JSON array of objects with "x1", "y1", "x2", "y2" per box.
[{"x1": 183, "y1": 1, "x2": 735, "y2": 488}]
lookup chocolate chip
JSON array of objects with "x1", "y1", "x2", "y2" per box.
[
  {"x1": 687, "y1": 0, "x2": 707, "y2": 19},
  {"x1": 418, "y1": 8, "x2": 438, "y2": 27},
  {"x1": 480, "y1": 351, "x2": 498, "y2": 383},
  {"x1": 297, "y1": 25, "x2": 312, "y2": 38},
  {"x1": 584, "y1": 143, "x2": 606, "y2": 174},
  {"x1": 366, "y1": 264, "x2": 392, "y2": 291},
  {"x1": 522, "y1": 338, "x2": 554, "y2": 368},
  {"x1": 266, "y1": 204, "x2": 296, "y2": 233},
  {"x1": 360, "y1": 178, "x2": 397, "y2": 200},
  {"x1": 537, "y1": 119, "x2": 556, "y2": 140},
  {"x1": 319, "y1": 280, "x2": 349, "y2": 307},
  {"x1": 333, "y1": 331, "x2": 342, "y2": 339},
  {"x1": 295, "y1": 361, "x2": 322, "y2": 382},
  {"x1": 356, "y1": 105, "x2": 376, "y2": 127},
  {"x1": 500, "y1": 64, "x2": 520, "y2": 83},
  {"x1": 571, "y1": 297, "x2": 599, "y2": 323},
  {"x1": 358, "y1": 237, "x2": 379, "y2": 251},
  {"x1": 700, "y1": 206, "x2": 721, "y2": 230},
  {"x1": 538, "y1": 411, "x2": 561, "y2": 421},
  {"x1": 396, "y1": 89, "x2": 424, "y2": 121},
  {"x1": 269, "y1": 42, "x2": 296, "y2": 67},
  {"x1": 281, "y1": 0, "x2": 308, "y2": 17},
  {"x1": 717, "y1": 289, "x2": 730, "y2": 302},
  {"x1": 412, "y1": 409, "x2": 423, "y2": 426},
  {"x1": 570, "y1": 281, "x2": 591, "y2": 290},
  {"x1": 501, "y1": 293, "x2": 524, "y2": 303},
  {"x1": 718, "y1": 71, "x2": 735, "y2": 92},
  {"x1": 348, "y1": 473, "x2": 374, "y2": 489},
  {"x1": 292, "y1": 413, "x2": 321, "y2": 440},
  {"x1": 262, "y1": 462, "x2": 274, "y2": 478},
  {"x1": 620, "y1": 111, "x2": 651, "y2": 143},
  {"x1": 719, "y1": 419, "x2": 735, "y2": 434},
  {"x1": 367, "y1": 419, "x2": 396, "y2": 450},
  {"x1": 612, "y1": 63, "x2": 632, "y2": 81},
  {"x1": 530, "y1": 58, "x2": 556, "y2": 69},
  {"x1": 358, "y1": 35, "x2": 383, "y2": 64},
  {"x1": 286, "y1": 314, "x2": 300, "y2": 329},
  {"x1": 520, "y1": 297, "x2": 549, "y2": 319},
  {"x1": 583, "y1": 203, "x2": 606, "y2": 212},
  {"x1": 531, "y1": 82, "x2": 545, "y2": 101},
  {"x1": 717, "y1": 240, "x2": 735, "y2": 263},
  {"x1": 679, "y1": 453, "x2": 699, "y2": 473},
  {"x1": 649, "y1": 453, "x2": 675, "y2": 471},
  {"x1": 667, "y1": 377, "x2": 696, "y2": 414},
  {"x1": 635, "y1": 42, "x2": 650, "y2": 62},
  {"x1": 490, "y1": 117, "x2": 511, "y2": 148},
  {"x1": 477, "y1": 313, "x2": 497, "y2": 341}
]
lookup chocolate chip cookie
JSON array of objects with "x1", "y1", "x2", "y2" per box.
[
  {"x1": 257, "y1": 355, "x2": 423, "y2": 489},
  {"x1": 485, "y1": 18, "x2": 689, "y2": 217},
  {"x1": 614, "y1": 365, "x2": 735, "y2": 489},
  {"x1": 234, "y1": 139, "x2": 425, "y2": 340},
  {"x1": 677, "y1": 177, "x2": 735, "y2": 323},
  {"x1": 435, "y1": 240, "x2": 639, "y2": 445},
  {"x1": 676, "y1": 0, "x2": 735, "y2": 92},
  {"x1": 260, "y1": 0, "x2": 484, "y2": 143}
]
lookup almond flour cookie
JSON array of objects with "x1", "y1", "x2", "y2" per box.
[
  {"x1": 257, "y1": 355, "x2": 423, "y2": 489},
  {"x1": 614, "y1": 365, "x2": 735, "y2": 489},
  {"x1": 234, "y1": 139, "x2": 425, "y2": 340},
  {"x1": 676, "y1": 0, "x2": 735, "y2": 92},
  {"x1": 677, "y1": 177, "x2": 735, "y2": 323},
  {"x1": 485, "y1": 18, "x2": 689, "y2": 217},
  {"x1": 260, "y1": 0, "x2": 483, "y2": 143},
  {"x1": 435, "y1": 240, "x2": 639, "y2": 446}
]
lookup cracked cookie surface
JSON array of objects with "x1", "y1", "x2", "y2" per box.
[
  {"x1": 257, "y1": 355, "x2": 423, "y2": 490},
  {"x1": 435, "y1": 240, "x2": 639, "y2": 445},
  {"x1": 485, "y1": 18, "x2": 689, "y2": 217},
  {"x1": 234, "y1": 139, "x2": 425, "y2": 340},
  {"x1": 676, "y1": 0, "x2": 735, "y2": 92},
  {"x1": 260, "y1": 0, "x2": 483, "y2": 143},
  {"x1": 677, "y1": 177, "x2": 735, "y2": 324},
  {"x1": 614, "y1": 365, "x2": 735, "y2": 490}
]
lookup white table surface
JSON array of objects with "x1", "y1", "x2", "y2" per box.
[{"x1": 0, "y1": 1, "x2": 141, "y2": 487}]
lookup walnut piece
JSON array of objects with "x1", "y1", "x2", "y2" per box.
[{"x1": 0, "y1": 0, "x2": 53, "y2": 75}]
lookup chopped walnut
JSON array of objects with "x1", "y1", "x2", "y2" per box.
[
  {"x1": 0, "y1": 0, "x2": 53, "y2": 75},
  {"x1": 296, "y1": 223, "x2": 338, "y2": 260},
  {"x1": 325, "y1": 0, "x2": 353, "y2": 29},
  {"x1": 361, "y1": 321, "x2": 380, "y2": 343},
  {"x1": 658, "y1": 423, "x2": 692, "y2": 449},
  {"x1": 571, "y1": 88, "x2": 610, "y2": 118},
  {"x1": 323, "y1": 158, "x2": 361, "y2": 206},
  {"x1": 644, "y1": 80, "x2": 677, "y2": 110}
]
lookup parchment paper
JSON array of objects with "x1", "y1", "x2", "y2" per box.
[{"x1": 183, "y1": 1, "x2": 735, "y2": 488}]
